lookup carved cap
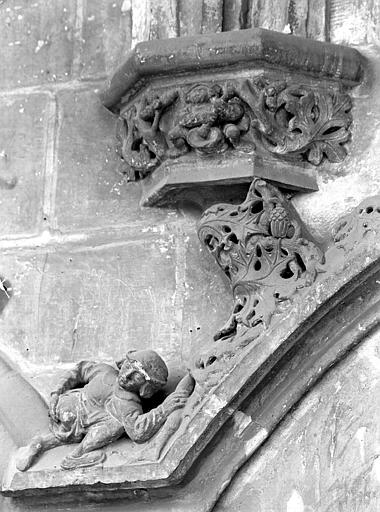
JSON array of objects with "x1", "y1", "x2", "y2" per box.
[
  {"x1": 100, "y1": 28, "x2": 365, "y2": 112},
  {"x1": 121, "y1": 349, "x2": 169, "y2": 386}
]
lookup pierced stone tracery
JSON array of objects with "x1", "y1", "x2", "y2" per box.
[{"x1": 198, "y1": 178, "x2": 325, "y2": 344}]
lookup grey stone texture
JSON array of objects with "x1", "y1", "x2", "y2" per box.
[
  {"x1": 0, "y1": 0, "x2": 380, "y2": 511},
  {"x1": 0, "y1": 92, "x2": 50, "y2": 236},
  {"x1": 214, "y1": 328, "x2": 380, "y2": 512}
]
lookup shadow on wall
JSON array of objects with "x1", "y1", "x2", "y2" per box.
[
  {"x1": 0, "y1": 275, "x2": 50, "y2": 446},
  {"x1": 0, "y1": 276, "x2": 12, "y2": 315}
]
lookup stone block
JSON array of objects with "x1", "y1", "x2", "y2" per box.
[
  {"x1": 80, "y1": 0, "x2": 132, "y2": 80},
  {"x1": 0, "y1": 93, "x2": 50, "y2": 237},
  {"x1": 0, "y1": 237, "x2": 179, "y2": 368},
  {"x1": 0, "y1": 252, "x2": 46, "y2": 365},
  {"x1": 0, "y1": 0, "x2": 75, "y2": 89},
  {"x1": 55, "y1": 88, "x2": 178, "y2": 231}
]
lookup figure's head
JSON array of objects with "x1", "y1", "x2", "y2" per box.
[{"x1": 116, "y1": 350, "x2": 168, "y2": 399}]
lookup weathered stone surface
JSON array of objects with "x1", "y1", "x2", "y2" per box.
[
  {"x1": 0, "y1": 238, "x2": 181, "y2": 367},
  {"x1": 330, "y1": 0, "x2": 380, "y2": 45},
  {"x1": 0, "y1": 0, "x2": 76, "y2": 88},
  {"x1": 0, "y1": 93, "x2": 50, "y2": 237},
  {"x1": 249, "y1": 0, "x2": 327, "y2": 40},
  {"x1": 222, "y1": 0, "x2": 245, "y2": 31},
  {"x1": 178, "y1": 0, "x2": 203, "y2": 36},
  {"x1": 181, "y1": 231, "x2": 232, "y2": 363},
  {"x1": 3, "y1": 190, "x2": 380, "y2": 500},
  {"x1": 0, "y1": 0, "x2": 379, "y2": 510},
  {"x1": 293, "y1": 47, "x2": 380, "y2": 242},
  {"x1": 249, "y1": 0, "x2": 289, "y2": 32},
  {"x1": 214, "y1": 328, "x2": 380, "y2": 512},
  {"x1": 201, "y1": 0, "x2": 224, "y2": 33},
  {"x1": 80, "y1": 0, "x2": 132, "y2": 80},
  {"x1": 54, "y1": 88, "x2": 178, "y2": 231},
  {"x1": 101, "y1": 28, "x2": 363, "y2": 210},
  {"x1": 0, "y1": 426, "x2": 16, "y2": 512},
  {"x1": 0, "y1": 351, "x2": 49, "y2": 446},
  {"x1": 306, "y1": 0, "x2": 327, "y2": 41}
]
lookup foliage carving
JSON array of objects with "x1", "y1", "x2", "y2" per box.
[
  {"x1": 197, "y1": 178, "x2": 325, "y2": 355},
  {"x1": 117, "y1": 78, "x2": 353, "y2": 180}
]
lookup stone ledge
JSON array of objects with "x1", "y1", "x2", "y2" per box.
[
  {"x1": 100, "y1": 28, "x2": 365, "y2": 110},
  {"x1": 140, "y1": 152, "x2": 318, "y2": 207}
]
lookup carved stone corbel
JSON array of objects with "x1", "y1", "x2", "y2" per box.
[
  {"x1": 100, "y1": 28, "x2": 365, "y2": 205},
  {"x1": 115, "y1": 79, "x2": 353, "y2": 181}
]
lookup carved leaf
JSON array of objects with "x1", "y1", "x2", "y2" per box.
[{"x1": 286, "y1": 89, "x2": 352, "y2": 164}]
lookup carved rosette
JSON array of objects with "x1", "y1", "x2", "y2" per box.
[
  {"x1": 117, "y1": 79, "x2": 353, "y2": 181},
  {"x1": 198, "y1": 178, "x2": 325, "y2": 344}
]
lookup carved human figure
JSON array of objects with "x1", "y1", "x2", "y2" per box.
[
  {"x1": 168, "y1": 83, "x2": 249, "y2": 157},
  {"x1": 119, "y1": 91, "x2": 179, "y2": 179},
  {"x1": 16, "y1": 350, "x2": 194, "y2": 471}
]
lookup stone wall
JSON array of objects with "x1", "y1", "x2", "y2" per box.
[
  {"x1": 0, "y1": 1, "x2": 380, "y2": 511},
  {"x1": 0, "y1": 0, "x2": 236, "y2": 397}
]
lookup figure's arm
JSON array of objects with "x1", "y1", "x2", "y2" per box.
[
  {"x1": 122, "y1": 391, "x2": 189, "y2": 443},
  {"x1": 122, "y1": 404, "x2": 168, "y2": 443}
]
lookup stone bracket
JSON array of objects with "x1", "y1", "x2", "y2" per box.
[{"x1": 100, "y1": 28, "x2": 365, "y2": 206}]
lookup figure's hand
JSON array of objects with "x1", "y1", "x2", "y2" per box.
[
  {"x1": 162, "y1": 390, "x2": 188, "y2": 415},
  {"x1": 48, "y1": 392, "x2": 60, "y2": 422}
]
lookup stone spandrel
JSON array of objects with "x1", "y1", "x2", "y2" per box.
[{"x1": 2, "y1": 189, "x2": 380, "y2": 503}]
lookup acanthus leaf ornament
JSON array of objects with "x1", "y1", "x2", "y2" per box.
[{"x1": 235, "y1": 78, "x2": 353, "y2": 165}]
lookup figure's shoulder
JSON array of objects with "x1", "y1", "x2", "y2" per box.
[
  {"x1": 81, "y1": 361, "x2": 118, "y2": 381},
  {"x1": 95, "y1": 362, "x2": 118, "y2": 374}
]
